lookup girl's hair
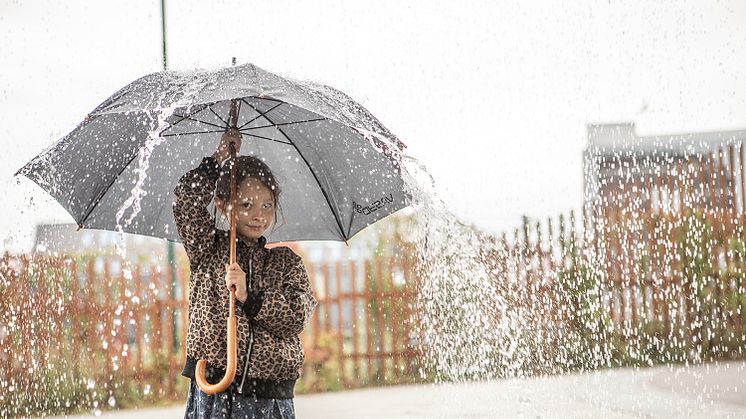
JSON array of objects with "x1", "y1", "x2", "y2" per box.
[{"x1": 213, "y1": 155, "x2": 284, "y2": 232}]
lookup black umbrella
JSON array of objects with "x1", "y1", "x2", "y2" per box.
[
  {"x1": 15, "y1": 62, "x2": 410, "y2": 244},
  {"x1": 15, "y1": 62, "x2": 412, "y2": 393}
]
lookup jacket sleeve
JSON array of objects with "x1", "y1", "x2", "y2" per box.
[
  {"x1": 172, "y1": 157, "x2": 221, "y2": 270},
  {"x1": 253, "y1": 248, "x2": 317, "y2": 339}
]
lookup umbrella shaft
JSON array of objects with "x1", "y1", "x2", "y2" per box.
[
  {"x1": 238, "y1": 247, "x2": 255, "y2": 393},
  {"x1": 229, "y1": 99, "x2": 239, "y2": 129}
]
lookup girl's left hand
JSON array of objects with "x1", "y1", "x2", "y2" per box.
[{"x1": 224, "y1": 262, "x2": 248, "y2": 302}]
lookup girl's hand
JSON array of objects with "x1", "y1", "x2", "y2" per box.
[
  {"x1": 212, "y1": 129, "x2": 242, "y2": 163},
  {"x1": 224, "y1": 262, "x2": 248, "y2": 303}
]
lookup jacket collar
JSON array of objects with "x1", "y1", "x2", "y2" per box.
[{"x1": 238, "y1": 234, "x2": 266, "y2": 249}]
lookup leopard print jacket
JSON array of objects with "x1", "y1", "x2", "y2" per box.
[{"x1": 172, "y1": 157, "x2": 317, "y2": 394}]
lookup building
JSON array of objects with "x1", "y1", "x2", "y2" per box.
[{"x1": 583, "y1": 122, "x2": 746, "y2": 219}]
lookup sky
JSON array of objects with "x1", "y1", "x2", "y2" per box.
[{"x1": 1, "y1": 0, "x2": 745, "y2": 253}]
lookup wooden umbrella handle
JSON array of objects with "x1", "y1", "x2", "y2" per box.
[
  {"x1": 195, "y1": 313, "x2": 237, "y2": 393},
  {"x1": 195, "y1": 102, "x2": 241, "y2": 394}
]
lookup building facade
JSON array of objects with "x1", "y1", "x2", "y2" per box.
[{"x1": 583, "y1": 122, "x2": 746, "y2": 220}]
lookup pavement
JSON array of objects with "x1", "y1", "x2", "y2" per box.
[{"x1": 47, "y1": 360, "x2": 746, "y2": 418}]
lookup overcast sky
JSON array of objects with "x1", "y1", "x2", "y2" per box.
[{"x1": 2, "y1": 0, "x2": 745, "y2": 253}]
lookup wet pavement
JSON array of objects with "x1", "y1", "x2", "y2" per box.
[{"x1": 48, "y1": 360, "x2": 745, "y2": 418}]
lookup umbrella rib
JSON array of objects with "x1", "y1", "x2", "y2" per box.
[
  {"x1": 241, "y1": 98, "x2": 348, "y2": 241},
  {"x1": 240, "y1": 98, "x2": 274, "y2": 124},
  {"x1": 162, "y1": 129, "x2": 291, "y2": 146},
  {"x1": 162, "y1": 129, "x2": 228, "y2": 137},
  {"x1": 255, "y1": 96, "x2": 283, "y2": 103},
  {"x1": 164, "y1": 99, "x2": 295, "y2": 136},
  {"x1": 173, "y1": 115, "x2": 227, "y2": 130},
  {"x1": 285, "y1": 132, "x2": 350, "y2": 241},
  {"x1": 243, "y1": 118, "x2": 327, "y2": 131},
  {"x1": 170, "y1": 103, "x2": 211, "y2": 126},
  {"x1": 237, "y1": 102, "x2": 283, "y2": 130},
  {"x1": 79, "y1": 150, "x2": 142, "y2": 227},
  {"x1": 157, "y1": 103, "x2": 213, "y2": 137},
  {"x1": 234, "y1": 130, "x2": 292, "y2": 145},
  {"x1": 207, "y1": 105, "x2": 230, "y2": 127}
]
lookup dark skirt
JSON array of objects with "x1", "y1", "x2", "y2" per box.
[{"x1": 184, "y1": 378, "x2": 296, "y2": 419}]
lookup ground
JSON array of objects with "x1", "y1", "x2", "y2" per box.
[{"x1": 49, "y1": 360, "x2": 745, "y2": 418}]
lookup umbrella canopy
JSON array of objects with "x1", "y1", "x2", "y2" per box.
[{"x1": 15, "y1": 63, "x2": 411, "y2": 244}]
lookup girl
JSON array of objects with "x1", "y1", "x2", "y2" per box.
[{"x1": 173, "y1": 129, "x2": 317, "y2": 419}]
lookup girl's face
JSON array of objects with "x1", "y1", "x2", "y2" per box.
[{"x1": 216, "y1": 177, "x2": 276, "y2": 242}]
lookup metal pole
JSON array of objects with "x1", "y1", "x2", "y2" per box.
[
  {"x1": 161, "y1": 0, "x2": 179, "y2": 355},
  {"x1": 161, "y1": 0, "x2": 168, "y2": 71}
]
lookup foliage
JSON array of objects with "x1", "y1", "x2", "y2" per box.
[
  {"x1": 555, "y1": 261, "x2": 614, "y2": 371},
  {"x1": 0, "y1": 349, "x2": 184, "y2": 418},
  {"x1": 297, "y1": 331, "x2": 344, "y2": 393},
  {"x1": 548, "y1": 209, "x2": 746, "y2": 373}
]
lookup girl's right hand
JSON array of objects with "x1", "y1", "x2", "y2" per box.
[
  {"x1": 212, "y1": 128, "x2": 242, "y2": 163},
  {"x1": 224, "y1": 262, "x2": 248, "y2": 303}
]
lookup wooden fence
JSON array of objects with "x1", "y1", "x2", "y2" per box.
[
  {"x1": 302, "y1": 255, "x2": 421, "y2": 390},
  {"x1": 587, "y1": 144, "x2": 746, "y2": 346},
  {"x1": 466, "y1": 145, "x2": 746, "y2": 375},
  {"x1": 0, "y1": 251, "x2": 420, "y2": 415}
]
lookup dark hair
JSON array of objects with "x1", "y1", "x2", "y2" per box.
[{"x1": 214, "y1": 155, "x2": 283, "y2": 231}]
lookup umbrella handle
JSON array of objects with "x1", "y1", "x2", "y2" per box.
[
  {"x1": 195, "y1": 115, "x2": 240, "y2": 394},
  {"x1": 194, "y1": 290, "x2": 238, "y2": 394}
]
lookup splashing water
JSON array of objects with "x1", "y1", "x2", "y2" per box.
[
  {"x1": 113, "y1": 74, "x2": 212, "y2": 279},
  {"x1": 114, "y1": 73, "x2": 213, "y2": 232},
  {"x1": 400, "y1": 156, "x2": 511, "y2": 381},
  {"x1": 394, "y1": 130, "x2": 746, "y2": 415}
]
